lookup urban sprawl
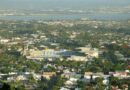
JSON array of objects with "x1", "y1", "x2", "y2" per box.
[{"x1": 0, "y1": 19, "x2": 130, "y2": 90}]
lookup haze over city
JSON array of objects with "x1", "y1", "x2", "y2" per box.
[{"x1": 0, "y1": 0, "x2": 130, "y2": 10}]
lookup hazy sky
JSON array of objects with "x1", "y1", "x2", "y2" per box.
[{"x1": 0, "y1": 0, "x2": 130, "y2": 10}]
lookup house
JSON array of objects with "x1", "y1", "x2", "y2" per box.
[
  {"x1": 33, "y1": 73, "x2": 41, "y2": 81},
  {"x1": 103, "y1": 79, "x2": 109, "y2": 85},
  {"x1": 77, "y1": 46, "x2": 99, "y2": 58},
  {"x1": 7, "y1": 77, "x2": 15, "y2": 82},
  {"x1": 16, "y1": 75, "x2": 27, "y2": 81},
  {"x1": 64, "y1": 80, "x2": 77, "y2": 89},
  {"x1": 109, "y1": 71, "x2": 129, "y2": 79},
  {"x1": 111, "y1": 86, "x2": 119, "y2": 90},
  {"x1": 62, "y1": 72, "x2": 76, "y2": 79},
  {"x1": 83, "y1": 72, "x2": 101, "y2": 83},
  {"x1": 75, "y1": 88, "x2": 81, "y2": 90},
  {"x1": 122, "y1": 84, "x2": 128, "y2": 90},
  {"x1": 60, "y1": 87, "x2": 70, "y2": 90},
  {"x1": 64, "y1": 77, "x2": 79, "y2": 89},
  {"x1": 65, "y1": 80, "x2": 75, "y2": 86},
  {"x1": 42, "y1": 72, "x2": 56, "y2": 79},
  {"x1": 8, "y1": 72, "x2": 17, "y2": 75},
  {"x1": 0, "y1": 39, "x2": 10, "y2": 44},
  {"x1": 24, "y1": 72, "x2": 31, "y2": 75}
]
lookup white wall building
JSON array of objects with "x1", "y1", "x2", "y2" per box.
[{"x1": 67, "y1": 56, "x2": 88, "y2": 61}]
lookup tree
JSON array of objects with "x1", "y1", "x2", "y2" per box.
[{"x1": 1, "y1": 83, "x2": 10, "y2": 90}]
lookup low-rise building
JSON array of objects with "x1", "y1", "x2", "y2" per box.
[
  {"x1": 67, "y1": 56, "x2": 88, "y2": 61},
  {"x1": 77, "y1": 46, "x2": 99, "y2": 58},
  {"x1": 26, "y1": 49, "x2": 74, "y2": 60}
]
